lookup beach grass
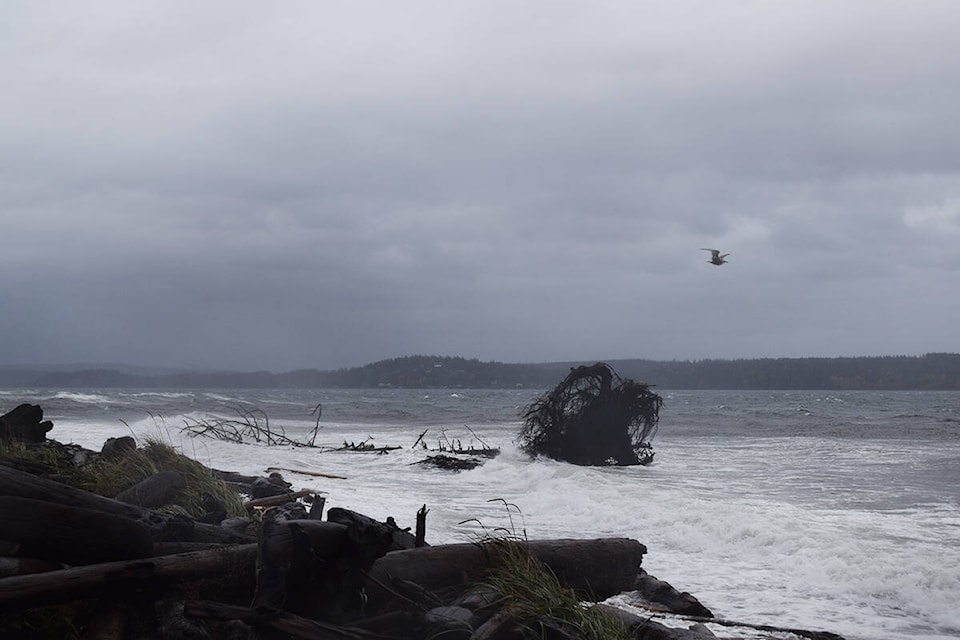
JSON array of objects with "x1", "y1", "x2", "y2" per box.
[
  {"x1": 481, "y1": 536, "x2": 628, "y2": 640},
  {"x1": 70, "y1": 438, "x2": 246, "y2": 518}
]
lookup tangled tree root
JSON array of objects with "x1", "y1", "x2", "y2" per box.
[{"x1": 518, "y1": 363, "x2": 662, "y2": 466}]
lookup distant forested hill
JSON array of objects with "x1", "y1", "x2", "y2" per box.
[
  {"x1": 4, "y1": 353, "x2": 960, "y2": 390},
  {"x1": 604, "y1": 353, "x2": 960, "y2": 390}
]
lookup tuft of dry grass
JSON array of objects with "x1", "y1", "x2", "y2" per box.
[
  {"x1": 0, "y1": 438, "x2": 81, "y2": 474},
  {"x1": 481, "y1": 537, "x2": 628, "y2": 640},
  {"x1": 70, "y1": 438, "x2": 246, "y2": 518}
]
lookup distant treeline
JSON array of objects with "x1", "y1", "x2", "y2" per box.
[{"x1": 3, "y1": 353, "x2": 960, "y2": 390}]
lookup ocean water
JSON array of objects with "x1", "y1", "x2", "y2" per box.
[{"x1": 2, "y1": 387, "x2": 958, "y2": 640}]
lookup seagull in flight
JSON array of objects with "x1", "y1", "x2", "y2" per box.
[{"x1": 701, "y1": 248, "x2": 730, "y2": 266}]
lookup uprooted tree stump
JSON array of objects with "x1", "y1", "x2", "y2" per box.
[
  {"x1": 0, "y1": 404, "x2": 53, "y2": 443},
  {"x1": 518, "y1": 362, "x2": 662, "y2": 466}
]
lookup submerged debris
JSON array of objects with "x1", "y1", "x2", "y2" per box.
[
  {"x1": 336, "y1": 438, "x2": 401, "y2": 454},
  {"x1": 414, "y1": 454, "x2": 485, "y2": 471},
  {"x1": 518, "y1": 362, "x2": 662, "y2": 466},
  {"x1": 410, "y1": 427, "x2": 501, "y2": 470}
]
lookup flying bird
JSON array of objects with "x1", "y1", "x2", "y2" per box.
[{"x1": 701, "y1": 248, "x2": 730, "y2": 265}]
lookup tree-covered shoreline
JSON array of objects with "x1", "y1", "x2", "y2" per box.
[{"x1": 3, "y1": 353, "x2": 960, "y2": 390}]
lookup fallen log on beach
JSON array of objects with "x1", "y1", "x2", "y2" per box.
[
  {"x1": 266, "y1": 465, "x2": 348, "y2": 479},
  {"x1": 0, "y1": 464, "x2": 252, "y2": 544},
  {"x1": 0, "y1": 534, "x2": 645, "y2": 614},
  {"x1": 598, "y1": 602, "x2": 848, "y2": 640},
  {"x1": 365, "y1": 537, "x2": 648, "y2": 609},
  {"x1": 184, "y1": 599, "x2": 420, "y2": 640},
  {"x1": 0, "y1": 557, "x2": 63, "y2": 579},
  {"x1": 0, "y1": 544, "x2": 259, "y2": 611},
  {"x1": 243, "y1": 487, "x2": 321, "y2": 510},
  {"x1": 0, "y1": 496, "x2": 153, "y2": 565}
]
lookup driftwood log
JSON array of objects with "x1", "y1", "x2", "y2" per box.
[
  {"x1": 634, "y1": 569, "x2": 713, "y2": 618},
  {"x1": 0, "y1": 404, "x2": 53, "y2": 443},
  {"x1": 0, "y1": 544, "x2": 258, "y2": 611},
  {"x1": 81, "y1": 600, "x2": 128, "y2": 640},
  {"x1": 253, "y1": 508, "x2": 351, "y2": 616},
  {"x1": 0, "y1": 464, "x2": 252, "y2": 544},
  {"x1": 243, "y1": 488, "x2": 319, "y2": 510},
  {"x1": 365, "y1": 537, "x2": 647, "y2": 610},
  {"x1": 0, "y1": 496, "x2": 153, "y2": 565},
  {"x1": 0, "y1": 535, "x2": 646, "y2": 615},
  {"x1": 184, "y1": 600, "x2": 420, "y2": 640},
  {"x1": 596, "y1": 603, "x2": 848, "y2": 640},
  {"x1": 0, "y1": 557, "x2": 63, "y2": 579}
]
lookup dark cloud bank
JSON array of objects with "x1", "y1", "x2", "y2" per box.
[{"x1": 2, "y1": 2, "x2": 959, "y2": 372}]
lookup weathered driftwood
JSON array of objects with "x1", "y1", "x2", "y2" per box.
[
  {"x1": 243, "y1": 488, "x2": 319, "y2": 510},
  {"x1": 281, "y1": 507, "x2": 407, "y2": 620},
  {"x1": 365, "y1": 537, "x2": 647, "y2": 609},
  {"x1": 597, "y1": 603, "x2": 848, "y2": 640},
  {"x1": 310, "y1": 494, "x2": 326, "y2": 519},
  {"x1": 0, "y1": 464, "x2": 252, "y2": 544},
  {"x1": 470, "y1": 605, "x2": 523, "y2": 640},
  {"x1": 593, "y1": 604, "x2": 703, "y2": 640},
  {"x1": 336, "y1": 441, "x2": 402, "y2": 454},
  {"x1": 149, "y1": 541, "x2": 244, "y2": 556},
  {"x1": 184, "y1": 599, "x2": 419, "y2": 640},
  {"x1": 0, "y1": 403, "x2": 53, "y2": 443},
  {"x1": 327, "y1": 507, "x2": 419, "y2": 552},
  {"x1": 82, "y1": 600, "x2": 127, "y2": 640},
  {"x1": 253, "y1": 509, "x2": 350, "y2": 614},
  {"x1": 213, "y1": 468, "x2": 295, "y2": 499},
  {"x1": 114, "y1": 470, "x2": 186, "y2": 508},
  {"x1": 211, "y1": 469, "x2": 261, "y2": 485},
  {"x1": 634, "y1": 569, "x2": 713, "y2": 618},
  {"x1": 0, "y1": 556, "x2": 63, "y2": 578},
  {"x1": 266, "y1": 466, "x2": 348, "y2": 480},
  {"x1": 0, "y1": 544, "x2": 258, "y2": 611},
  {"x1": 414, "y1": 454, "x2": 485, "y2": 471},
  {"x1": 0, "y1": 496, "x2": 153, "y2": 565},
  {"x1": 415, "y1": 504, "x2": 428, "y2": 548}
]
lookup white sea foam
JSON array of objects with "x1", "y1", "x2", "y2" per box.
[{"x1": 50, "y1": 391, "x2": 112, "y2": 405}]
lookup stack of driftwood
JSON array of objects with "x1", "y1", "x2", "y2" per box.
[{"x1": 0, "y1": 403, "x2": 843, "y2": 640}]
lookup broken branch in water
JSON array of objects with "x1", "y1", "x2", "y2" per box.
[
  {"x1": 179, "y1": 405, "x2": 321, "y2": 448},
  {"x1": 307, "y1": 402, "x2": 323, "y2": 447}
]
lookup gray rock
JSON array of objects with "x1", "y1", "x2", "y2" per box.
[
  {"x1": 102, "y1": 435, "x2": 137, "y2": 460},
  {"x1": 115, "y1": 470, "x2": 187, "y2": 508}
]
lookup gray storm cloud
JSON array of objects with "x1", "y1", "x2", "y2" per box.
[{"x1": 2, "y1": 1, "x2": 959, "y2": 371}]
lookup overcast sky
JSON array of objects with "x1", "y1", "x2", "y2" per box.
[{"x1": 2, "y1": 1, "x2": 959, "y2": 372}]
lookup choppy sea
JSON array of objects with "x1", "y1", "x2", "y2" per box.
[{"x1": 2, "y1": 387, "x2": 958, "y2": 640}]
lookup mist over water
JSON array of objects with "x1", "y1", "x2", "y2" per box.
[{"x1": 3, "y1": 387, "x2": 958, "y2": 640}]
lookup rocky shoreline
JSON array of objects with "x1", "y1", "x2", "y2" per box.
[{"x1": 1, "y1": 403, "x2": 846, "y2": 640}]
